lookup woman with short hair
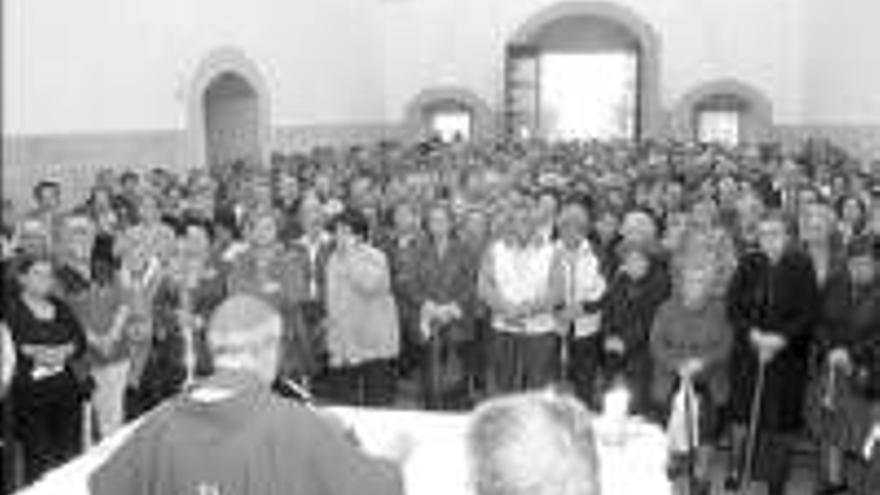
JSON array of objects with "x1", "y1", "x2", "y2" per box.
[
  {"x1": 726, "y1": 211, "x2": 821, "y2": 495},
  {"x1": 324, "y1": 208, "x2": 400, "y2": 406},
  {"x1": 808, "y1": 237, "x2": 880, "y2": 494},
  {"x1": 5, "y1": 255, "x2": 90, "y2": 482}
]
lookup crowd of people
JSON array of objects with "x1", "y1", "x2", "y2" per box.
[{"x1": 1, "y1": 135, "x2": 879, "y2": 494}]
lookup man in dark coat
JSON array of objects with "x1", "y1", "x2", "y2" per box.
[{"x1": 726, "y1": 212, "x2": 820, "y2": 495}]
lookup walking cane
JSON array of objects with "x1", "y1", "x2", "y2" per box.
[
  {"x1": 682, "y1": 376, "x2": 699, "y2": 495},
  {"x1": 429, "y1": 322, "x2": 442, "y2": 409},
  {"x1": 738, "y1": 357, "x2": 768, "y2": 495}
]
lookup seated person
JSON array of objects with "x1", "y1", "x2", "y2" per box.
[{"x1": 89, "y1": 294, "x2": 405, "y2": 495}]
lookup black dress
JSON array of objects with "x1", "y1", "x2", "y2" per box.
[{"x1": 6, "y1": 295, "x2": 89, "y2": 483}]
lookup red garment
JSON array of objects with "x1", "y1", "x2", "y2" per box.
[{"x1": 90, "y1": 371, "x2": 404, "y2": 495}]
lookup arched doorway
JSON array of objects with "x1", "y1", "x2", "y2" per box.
[
  {"x1": 404, "y1": 86, "x2": 495, "y2": 141},
  {"x1": 505, "y1": 2, "x2": 661, "y2": 140},
  {"x1": 187, "y1": 47, "x2": 271, "y2": 170},
  {"x1": 672, "y1": 79, "x2": 774, "y2": 146},
  {"x1": 203, "y1": 72, "x2": 260, "y2": 169}
]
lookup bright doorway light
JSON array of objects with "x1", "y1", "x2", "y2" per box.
[
  {"x1": 539, "y1": 52, "x2": 638, "y2": 141},
  {"x1": 430, "y1": 110, "x2": 473, "y2": 142},
  {"x1": 697, "y1": 110, "x2": 740, "y2": 146}
]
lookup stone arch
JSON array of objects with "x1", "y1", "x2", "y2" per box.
[
  {"x1": 507, "y1": 1, "x2": 663, "y2": 138},
  {"x1": 403, "y1": 86, "x2": 496, "y2": 140},
  {"x1": 186, "y1": 47, "x2": 271, "y2": 169},
  {"x1": 672, "y1": 78, "x2": 774, "y2": 142}
]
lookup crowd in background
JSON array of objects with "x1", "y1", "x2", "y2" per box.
[{"x1": 1, "y1": 135, "x2": 879, "y2": 494}]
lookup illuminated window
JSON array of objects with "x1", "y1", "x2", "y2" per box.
[
  {"x1": 697, "y1": 110, "x2": 740, "y2": 146},
  {"x1": 428, "y1": 109, "x2": 473, "y2": 142}
]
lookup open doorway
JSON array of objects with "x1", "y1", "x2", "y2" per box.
[
  {"x1": 187, "y1": 47, "x2": 271, "y2": 170},
  {"x1": 539, "y1": 51, "x2": 638, "y2": 140},
  {"x1": 505, "y1": 3, "x2": 661, "y2": 141},
  {"x1": 203, "y1": 72, "x2": 261, "y2": 169}
]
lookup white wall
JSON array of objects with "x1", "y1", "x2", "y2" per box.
[
  {"x1": 803, "y1": 0, "x2": 880, "y2": 124},
  {"x1": 377, "y1": 0, "x2": 807, "y2": 124},
  {"x1": 3, "y1": 0, "x2": 384, "y2": 135}
]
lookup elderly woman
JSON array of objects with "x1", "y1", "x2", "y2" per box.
[
  {"x1": 672, "y1": 198, "x2": 738, "y2": 298},
  {"x1": 800, "y1": 202, "x2": 846, "y2": 291},
  {"x1": 227, "y1": 212, "x2": 313, "y2": 387},
  {"x1": 808, "y1": 237, "x2": 880, "y2": 494},
  {"x1": 413, "y1": 203, "x2": 475, "y2": 409},
  {"x1": 152, "y1": 220, "x2": 226, "y2": 383},
  {"x1": 380, "y1": 201, "x2": 427, "y2": 381},
  {"x1": 478, "y1": 194, "x2": 562, "y2": 394},
  {"x1": 650, "y1": 256, "x2": 733, "y2": 494},
  {"x1": 600, "y1": 239, "x2": 670, "y2": 415},
  {"x1": 324, "y1": 208, "x2": 399, "y2": 406},
  {"x1": 726, "y1": 211, "x2": 820, "y2": 495},
  {"x1": 4, "y1": 255, "x2": 90, "y2": 482},
  {"x1": 837, "y1": 195, "x2": 868, "y2": 248},
  {"x1": 552, "y1": 200, "x2": 607, "y2": 408}
]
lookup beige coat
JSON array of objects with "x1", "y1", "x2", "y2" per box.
[{"x1": 326, "y1": 243, "x2": 400, "y2": 366}]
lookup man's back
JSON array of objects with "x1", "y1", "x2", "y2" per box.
[{"x1": 90, "y1": 372, "x2": 403, "y2": 495}]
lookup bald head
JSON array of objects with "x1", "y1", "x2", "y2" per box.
[{"x1": 207, "y1": 295, "x2": 282, "y2": 380}]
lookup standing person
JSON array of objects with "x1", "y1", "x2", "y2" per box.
[
  {"x1": 118, "y1": 236, "x2": 167, "y2": 420},
  {"x1": 79, "y1": 257, "x2": 130, "y2": 440},
  {"x1": 26, "y1": 181, "x2": 64, "y2": 252},
  {"x1": 552, "y1": 201, "x2": 607, "y2": 408},
  {"x1": 381, "y1": 201, "x2": 426, "y2": 382},
  {"x1": 650, "y1": 260, "x2": 734, "y2": 495},
  {"x1": 459, "y1": 207, "x2": 492, "y2": 396},
  {"x1": 288, "y1": 196, "x2": 334, "y2": 378},
  {"x1": 414, "y1": 203, "x2": 474, "y2": 409},
  {"x1": 4, "y1": 255, "x2": 90, "y2": 483},
  {"x1": 837, "y1": 195, "x2": 868, "y2": 248},
  {"x1": 116, "y1": 194, "x2": 176, "y2": 268},
  {"x1": 81, "y1": 186, "x2": 125, "y2": 280},
  {"x1": 726, "y1": 211, "x2": 821, "y2": 495},
  {"x1": 227, "y1": 212, "x2": 313, "y2": 387},
  {"x1": 807, "y1": 237, "x2": 880, "y2": 494},
  {"x1": 600, "y1": 241, "x2": 671, "y2": 414},
  {"x1": 324, "y1": 208, "x2": 400, "y2": 406},
  {"x1": 153, "y1": 221, "x2": 227, "y2": 383},
  {"x1": 478, "y1": 196, "x2": 561, "y2": 394}
]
